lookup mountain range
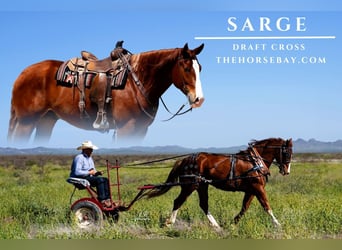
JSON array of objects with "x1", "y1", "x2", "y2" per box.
[{"x1": 1, "y1": 138, "x2": 342, "y2": 155}]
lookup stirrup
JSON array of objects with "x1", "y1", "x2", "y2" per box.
[
  {"x1": 93, "y1": 111, "x2": 109, "y2": 131},
  {"x1": 105, "y1": 97, "x2": 112, "y2": 103}
]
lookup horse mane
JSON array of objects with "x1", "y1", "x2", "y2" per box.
[
  {"x1": 236, "y1": 137, "x2": 284, "y2": 156},
  {"x1": 129, "y1": 48, "x2": 181, "y2": 88},
  {"x1": 132, "y1": 48, "x2": 181, "y2": 71},
  {"x1": 249, "y1": 137, "x2": 284, "y2": 147}
]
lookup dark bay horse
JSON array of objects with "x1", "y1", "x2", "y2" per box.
[
  {"x1": 146, "y1": 138, "x2": 293, "y2": 229},
  {"x1": 8, "y1": 43, "x2": 204, "y2": 145}
]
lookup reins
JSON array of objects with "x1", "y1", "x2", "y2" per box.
[
  {"x1": 160, "y1": 98, "x2": 192, "y2": 122},
  {"x1": 125, "y1": 153, "x2": 193, "y2": 167}
]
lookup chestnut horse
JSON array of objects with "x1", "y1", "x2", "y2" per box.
[
  {"x1": 8, "y1": 43, "x2": 204, "y2": 145},
  {"x1": 146, "y1": 138, "x2": 293, "y2": 229}
]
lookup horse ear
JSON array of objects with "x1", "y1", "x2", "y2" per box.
[
  {"x1": 182, "y1": 43, "x2": 190, "y2": 58},
  {"x1": 193, "y1": 43, "x2": 204, "y2": 55}
]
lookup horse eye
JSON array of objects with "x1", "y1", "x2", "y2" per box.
[
  {"x1": 181, "y1": 58, "x2": 193, "y2": 73},
  {"x1": 184, "y1": 58, "x2": 192, "y2": 64}
]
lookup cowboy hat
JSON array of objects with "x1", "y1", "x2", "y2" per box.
[{"x1": 77, "y1": 140, "x2": 99, "y2": 150}]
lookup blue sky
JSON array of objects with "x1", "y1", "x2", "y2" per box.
[{"x1": 1, "y1": 1, "x2": 341, "y2": 149}]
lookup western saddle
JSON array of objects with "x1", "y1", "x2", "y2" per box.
[{"x1": 56, "y1": 41, "x2": 131, "y2": 131}]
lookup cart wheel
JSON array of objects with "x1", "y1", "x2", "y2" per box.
[{"x1": 71, "y1": 200, "x2": 103, "y2": 229}]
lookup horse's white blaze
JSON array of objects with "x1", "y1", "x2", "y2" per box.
[
  {"x1": 207, "y1": 212, "x2": 220, "y2": 228},
  {"x1": 192, "y1": 59, "x2": 204, "y2": 100},
  {"x1": 267, "y1": 210, "x2": 281, "y2": 227}
]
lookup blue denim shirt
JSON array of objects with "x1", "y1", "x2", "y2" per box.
[{"x1": 70, "y1": 153, "x2": 96, "y2": 177}]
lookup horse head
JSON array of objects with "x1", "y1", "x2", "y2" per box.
[
  {"x1": 253, "y1": 138, "x2": 293, "y2": 175},
  {"x1": 272, "y1": 138, "x2": 293, "y2": 175},
  {"x1": 172, "y1": 43, "x2": 205, "y2": 108}
]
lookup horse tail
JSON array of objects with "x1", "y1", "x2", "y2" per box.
[
  {"x1": 146, "y1": 159, "x2": 185, "y2": 199},
  {"x1": 7, "y1": 104, "x2": 17, "y2": 142}
]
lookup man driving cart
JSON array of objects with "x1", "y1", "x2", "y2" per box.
[{"x1": 69, "y1": 141, "x2": 112, "y2": 208}]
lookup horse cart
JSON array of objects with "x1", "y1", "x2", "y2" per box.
[{"x1": 66, "y1": 160, "x2": 159, "y2": 229}]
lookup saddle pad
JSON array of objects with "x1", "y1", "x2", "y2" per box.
[
  {"x1": 56, "y1": 59, "x2": 97, "y2": 88},
  {"x1": 56, "y1": 60, "x2": 78, "y2": 87}
]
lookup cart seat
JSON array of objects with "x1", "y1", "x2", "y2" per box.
[{"x1": 67, "y1": 177, "x2": 90, "y2": 190}]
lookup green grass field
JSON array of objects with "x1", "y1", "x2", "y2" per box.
[{"x1": 0, "y1": 154, "x2": 341, "y2": 239}]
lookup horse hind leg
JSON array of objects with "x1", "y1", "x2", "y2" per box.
[
  {"x1": 165, "y1": 184, "x2": 196, "y2": 226},
  {"x1": 34, "y1": 111, "x2": 58, "y2": 144},
  {"x1": 166, "y1": 209, "x2": 179, "y2": 226},
  {"x1": 7, "y1": 107, "x2": 18, "y2": 143},
  {"x1": 197, "y1": 183, "x2": 221, "y2": 229},
  {"x1": 8, "y1": 112, "x2": 36, "y2": 144}
]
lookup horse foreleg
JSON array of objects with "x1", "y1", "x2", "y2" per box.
[
  {"x1": 266, "y1": 210, "x2": 281, "y2": 227},
  {"x1": 116, "y1": 119, "x2": 148, "y2": 142},
  {"x1": 234, "y1": 192, "x2": 255, "y2": 224},
  {"x1": 255, "y1": 188, "x2": 281, "y2": 227},
  {"x1": 197, "y1": 183, "x2": 221, "y2": 229},
  {"x1": 165, "y1": 185, "x2": 195, "y2": 226}
]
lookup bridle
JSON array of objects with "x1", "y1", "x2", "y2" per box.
[
  {"x1": 272, "y1": 144, "x2": 292, "y2": 174},
  {"x1": 161, "y1": 55, "x2": 201, "y2": 121},
  {"x1": 251, "y1": 140, "x2": 292, "y2": 174},
  {"x1": 122, "y1": 51, "x2": 198, "y2": 121}
]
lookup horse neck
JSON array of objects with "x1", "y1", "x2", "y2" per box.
[
  {"x1": 130, "y1": 49, "x2": 179, "y2": 103},
  {"x1": 254, "y1": 138, "x2": 288, "y2": 168},
  {"x1": 254, "y1": 144, "x2": 276, "y2": 169}
]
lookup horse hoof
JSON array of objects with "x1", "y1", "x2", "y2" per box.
[
  {"x1": 164, "y1": 219, "x2": 173, "y2": 227},
  {"x1": 213, "y1": 225, "x2": 223, "y2": 233},
  {"x1": 273, "y1": 222, "x2": 282, "y2": 229}
]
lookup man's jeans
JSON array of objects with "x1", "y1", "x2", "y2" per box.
[{"x1": 84, "y1": 175, "x2": 110, "y2": 201}]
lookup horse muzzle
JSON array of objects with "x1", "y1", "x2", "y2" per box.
[
  {"x1": 279, "y1": 165, "x2": 290, "y2": 175},
  {"x1": 280, "y1": 171, "x2": 290, "y2": 176},
  {"x1": 190, "y1": 97, "x2": 204, "y2": 108}
]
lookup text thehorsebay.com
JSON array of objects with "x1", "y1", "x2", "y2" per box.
[{"x1": 198, "y1": 16, "x2": 330, "y2": 65}]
